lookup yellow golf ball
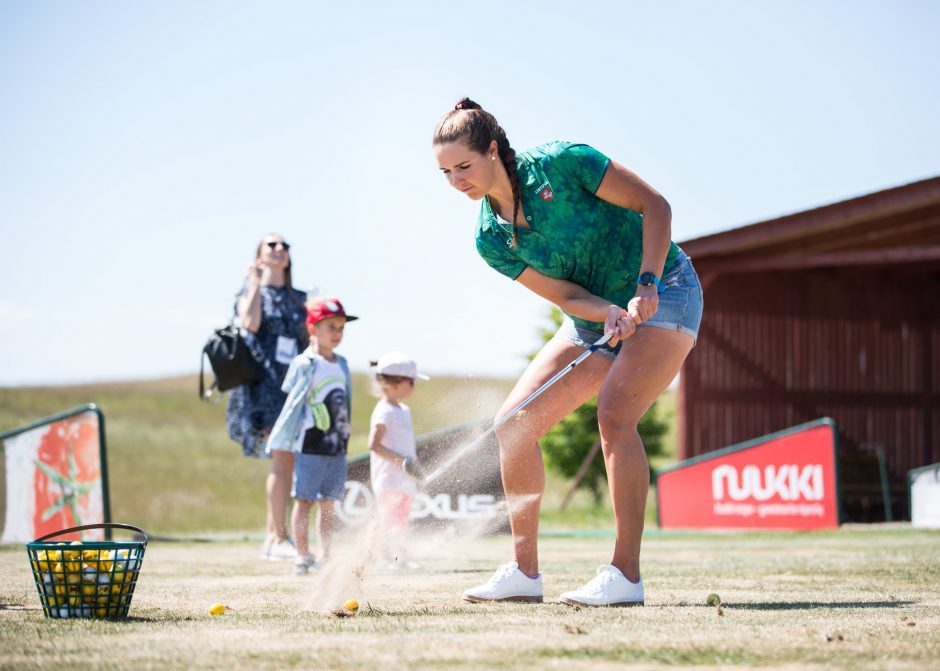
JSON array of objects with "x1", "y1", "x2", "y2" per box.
[
  {"x1": 343, "y1": 599, "x2": 359, "y2": 612},
  {"x1": 208, "y1": 603, "x2": 226, "y2": 616}
]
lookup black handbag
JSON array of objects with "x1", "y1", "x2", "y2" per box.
[{"x1": 200, "y1": 324, "x2": 266, "y2": 400}]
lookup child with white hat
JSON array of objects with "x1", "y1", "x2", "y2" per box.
[{"x1": 367, "y1": 352, "x2": 429, "y2": 571}]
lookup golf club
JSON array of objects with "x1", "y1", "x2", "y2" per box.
[{"x1": 424, "y1": 332, "x2": 613, "y2": 485}]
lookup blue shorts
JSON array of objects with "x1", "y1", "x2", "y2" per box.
[
  {"x1": 292, "y1": 453, "x2": 348, "y2": 501},
  {"x1": 555, "y1": 252, "x2": 704, "y2": 359}
]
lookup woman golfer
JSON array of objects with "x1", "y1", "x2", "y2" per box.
[{"x1": 433, "y1": 99, "x2": 702, "y2": 607}]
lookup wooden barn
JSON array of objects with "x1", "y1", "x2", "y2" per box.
[{"x1": 678, "y1": 176, "x2": 940, "y2": 521}]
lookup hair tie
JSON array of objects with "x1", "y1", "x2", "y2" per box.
[{"x1": 455, "y1": 98, "x2": 480, "y2": 111}]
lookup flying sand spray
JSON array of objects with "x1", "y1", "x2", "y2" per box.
[
  {"x1": 423, "y1": 332, "x2": 612, "y2": 485},
  {"x1": 304, "y1": 332, "x2": 612, "y2": 613}
]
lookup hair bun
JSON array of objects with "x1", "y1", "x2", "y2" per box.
[
  {"x1": 369, "y1": 359, "x2": 378, "y2": 367},
  {"x1": 455, "y1": 98, "x2": 482, "y2": 111}
]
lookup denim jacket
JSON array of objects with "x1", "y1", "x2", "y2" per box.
[{"x1": 265, "y1": 347, "x2": 353, "y2": 454}]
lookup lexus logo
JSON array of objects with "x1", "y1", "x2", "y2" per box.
[{"x1": 335, "y1": 481, "x2": 374, "y2": 527}]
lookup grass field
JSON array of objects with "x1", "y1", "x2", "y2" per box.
[
  {"x1": 2, "y1": 378, "x2": 938, "y2": 668},
  {"x1": 1, "y1": 527, "x2": 937, "y2": 670}
]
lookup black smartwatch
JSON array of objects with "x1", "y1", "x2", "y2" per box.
[{"x1": 637, "y1": 271, "x2": 661, "y2": 290}]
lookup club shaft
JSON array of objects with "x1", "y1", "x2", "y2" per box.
[{"x1": 424, "y1": 333, "x2": 612, "y2": 484}]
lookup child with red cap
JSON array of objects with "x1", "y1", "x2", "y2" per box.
[{"x1": 267, "y1": 297, "x2": 357, "y2": 574}]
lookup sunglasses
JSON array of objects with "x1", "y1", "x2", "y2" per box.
[{"x1": 265, "y1": 241, "x2": 291, "y2": 251}]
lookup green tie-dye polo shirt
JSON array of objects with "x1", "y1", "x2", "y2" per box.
[{"x1": 475, "y1": 141, "x2": 681, "y2": 332}]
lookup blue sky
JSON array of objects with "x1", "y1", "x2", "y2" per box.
[{"x1": 1, "y1": 1, "x2": 938, "y2": 385}]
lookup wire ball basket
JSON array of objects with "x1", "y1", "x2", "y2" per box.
[{"x1": 26, "y1": 523, "x2": 148, "y2": 619}]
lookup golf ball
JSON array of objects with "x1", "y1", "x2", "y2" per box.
[{"x1": 343, "y1": 599, "x2": 359, "y2": 612}]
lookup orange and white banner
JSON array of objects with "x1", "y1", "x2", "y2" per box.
[{"x1": 2, "y1": 410, "x2": 106, "y2": 542}]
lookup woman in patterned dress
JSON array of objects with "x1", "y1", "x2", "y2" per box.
[{"x1": 227, "y1": 233, "x2": 308, "y2": 560}]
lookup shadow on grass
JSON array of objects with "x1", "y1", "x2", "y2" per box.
[
  {"x1": 725, "y1": 600, "x2": 914, "y2": 610},
  {"x1": 0, "y1": 604, "x2": 165, "y2": 622},
  {"x1": 54, "y1": 615, "x2": 167, "y2": 623},
  {"x1": 444, "y1": 568, "x2": 498, "y2": 574}
]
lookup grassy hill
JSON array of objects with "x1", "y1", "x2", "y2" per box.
[{"x1": 0, "y1": 374, "x2": 677, "y2": 536}]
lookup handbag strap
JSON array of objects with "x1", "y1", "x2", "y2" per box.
[
  {"x1": 199, "y1": 331, "x2": 223, "y2": 402},
  {"x1": 199, "y1": 348, "x2": 205, "y2": 399},
  {"x1": 199, "y1": 348, "x2": 219, "y2": 401},
  {"x1": 199, "y1": 350, "x2": 210, "y2": 400}
]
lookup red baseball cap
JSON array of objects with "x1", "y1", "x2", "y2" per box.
[{"x1": 306, "y1": 298, "x2": 358, "y2": 326}]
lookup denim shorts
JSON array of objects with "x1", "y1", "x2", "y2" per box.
[
  {"x1": 293, "y1": 453, "x2": 348, "y2": 501},
  {"x1": 555, "y1": 252, "x2": 704, "y2": 359}
]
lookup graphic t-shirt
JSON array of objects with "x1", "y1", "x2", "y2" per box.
[
  {"x1": 369, "y1": 399, "x2": 417, "y2": 495},
  {"x1": 475, "y1": 141, "x2": 682, "y2": 331},
  {"x1": 295, "y1": 355, "x2": 350, "y2": 456}
]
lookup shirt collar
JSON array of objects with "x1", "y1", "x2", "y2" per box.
[{"x1": 480, "y1": 154, "x2": 534, "y2": 233}]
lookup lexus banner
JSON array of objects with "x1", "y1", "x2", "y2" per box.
[{"x1": 656, "y1": 418, "x2": 840, "y2": 530}]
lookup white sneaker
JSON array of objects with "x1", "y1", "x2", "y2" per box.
[
  {"x1": 462, "y1": 561, "x2": 543, "y2": 603},
  {"x1": 294, "y1": 554, "x2": 318, "y2": 575},
  {"x1": 260, "y1": 541, "x2": 271, "y2": 560},
  {"x1": 267, "y1": 539, "x2": 297, "y2": 562},
  {"x1": 560, "y1": 565, "x2": 644, "y2": 607}
]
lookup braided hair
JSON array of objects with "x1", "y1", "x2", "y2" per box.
[{"x1": 433, "y1": 98, "x2": 522, "y2": 248}]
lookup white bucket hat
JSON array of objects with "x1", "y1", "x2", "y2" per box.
[{"x1": 374, "y1": 351, "x2": 430, "y2": 380}]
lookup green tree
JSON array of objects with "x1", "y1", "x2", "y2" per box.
[{"x1": 533, "y1": 308, "x2": 670, "y2": 504}]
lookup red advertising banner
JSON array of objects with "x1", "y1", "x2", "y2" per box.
[{"x1": 656, "y1": 418, "x2": 840, "y2": 530}]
